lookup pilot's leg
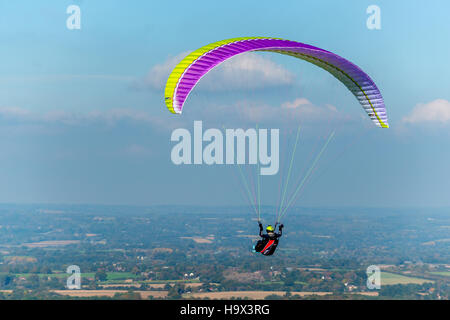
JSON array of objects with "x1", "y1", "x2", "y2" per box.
[{"x1": 254, "y1": 240, "x2": 265, "y2": 252}]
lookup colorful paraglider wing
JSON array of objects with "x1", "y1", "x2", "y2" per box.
[{"x1": 164, "y1": 37, "x2": 388, "y2": 128}]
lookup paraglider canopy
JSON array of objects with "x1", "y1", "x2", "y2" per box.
[{"x1": 164, "y1": 37, "x2": 388, "y2": 128}]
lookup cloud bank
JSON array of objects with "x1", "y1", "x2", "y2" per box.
[
  {"x1": 136, "y1": 51, "x2": 295, "y2": 91},
  {"x1": 0, "y1": 106, "x2": 180, "y2": 131},
  {"x1": 183, "y1": 97, "x2": 353, "y2": 128},
  {"x1": 403, "y1": 99, "x2": 450, "y2": 125}
]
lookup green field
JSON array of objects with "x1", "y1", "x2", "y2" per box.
[
  {"x1": 381, "y1": 272, "x2": 433, "y2": 285},
  {"x1": 429, "y1": 271, "x2": 450, "y2": 277},
  {"x1": 141, "y1": 279, "x2": 200, "y2": 284},
  {"x1": 7, "y1": 272, "x2": 137, "y2": 281},
  {"x1": 1, "y1": 272, "x2": 205, "y2": 285},
  {"x1": 103, "y1": 272, "x2": 137, "y2": 281}
]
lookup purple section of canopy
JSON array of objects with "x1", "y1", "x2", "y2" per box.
[
  {"x1": 173, "y1": 38, "x2": 386, "y2": 126},
  {"x1": 174, "y1": 39, "x2": 330, "y2": 112}
]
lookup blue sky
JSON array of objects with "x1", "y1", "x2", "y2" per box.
[{"x1": 0, "y1": 0, "x2": 449, "y2": 208}]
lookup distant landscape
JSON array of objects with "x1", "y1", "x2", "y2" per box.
[{"x1": 0, "y1": 204, "x2": 448, "y2": 300}]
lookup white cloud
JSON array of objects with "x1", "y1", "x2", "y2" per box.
[
  {"x1": 186, "y1": 97, "x2": 352, "y2": 127},
  {"x1": 282, "y1": 98, "x2": 312, "y2": 109},
  {"x1": 246, "y1": 98, "x2": 342, "y2": 124},
  {"x1": 0, "y1": 106, "x2": 181, "y2": 131},
  {"x1": 43, "y1": 108, "x2": 157, "y2": 126},
  {"x1": 0, "y1": 106, "x2": 32, "y2": 119},
  {"x1": 199, "y1": 52, "x2": 295, "y2": 91},
  {"x1": 136, "y1": 51, "x2": 295, "y2": 91},
  {"x1": 134, "y1": 51, "x2": 191, "y2": 90},
  {"x1": 403, "y1": 99, "x2": 450, "y2": 124}
]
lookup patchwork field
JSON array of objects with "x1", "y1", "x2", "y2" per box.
[
  {"x1": 381, "y1": 272, "x2": 433, "y2": 285},
  {"x1": 53, "y1": 290, "x2": 168, "y2": 299},
  {"x1": 100, "y1": 282, "x2": 203, "y2": 289},
  {"x1": 429, "y1": 271, "x2": 450, "y2": 277},
  {"x1": 180, "y1": 236, "x2": 214, "y2": 244},
  {"x1": 23, "y1": 240, "x2": 80, "y2": 248},
  {"x1": 184, "y1": 291, "x2": 379, "y2": 299},
  {"x1": 184, "y1": 291, "x2": 332, "y2": 299}
]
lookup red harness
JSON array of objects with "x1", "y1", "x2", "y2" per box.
[{"x1": 260, "y1": 240, "x2": 275, "y2": 254}]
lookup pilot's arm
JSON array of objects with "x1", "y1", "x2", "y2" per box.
[{"x1": 278, "y1": 224, "x2": 284, "y2": 237}]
